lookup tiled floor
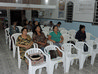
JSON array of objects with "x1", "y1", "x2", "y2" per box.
[{"x1": 0, "y1": 29, "x2": 98, "y2": 74}]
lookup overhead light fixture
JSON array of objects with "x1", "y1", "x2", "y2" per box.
[
  {"x1": 0, "y1": 11, "x2": 2, "y2": 14},
  {"x1": 45, "y1": 0, "x2": 49, "y2": 4},
  {"x1": 16, "y1": 0, "x2": 18, "y2": 3}
]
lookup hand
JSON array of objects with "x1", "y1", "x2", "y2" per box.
[
  {"x1": 59, "y1": 40, "x2": 63, "y2": 43},
  {"x1": 38, "y1": 42, "x2": 46, "y2": 46},
  {"x1": 52, "y1": 40, "x2": 56, "y2": 43},
  {"x1": 24, "y1": 46, "x2": 28, "y2": 49},
  {"x1": 41, "y1": 43, "x2": 46, "y2": 46},
  {"x1": 24, "y1": 45, "x2": 31, "y2": 49}
]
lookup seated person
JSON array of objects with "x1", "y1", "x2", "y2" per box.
[
  {"x1": 9, "y1": 21, "x2": 19, "y2": 36},
  {"x1": 16, "y1": 28, "x2": 33, "y2": 60},
  {"x1": 32, "y1": 25, "x2": 48, "y2": 51},
  {"x1": 32, "y1": 21, "x2": 41, "y2": 32},
  {"x1": 47, "y1": 21, "x2": 54, "y2": 27},
  {"x1": 26, "y1": 21, "x2": 32, "y2": 32},
  {"x1": 56, "y1": 22, "x2": 61, "y2": 28},
  {"x1": 48, "y1": 25, "x2": 64, "y2": 57},
  {"x1": 24, "y1": 20, "x2": 28, "y2": 28},
  {"x1": 75, "y1": 25, "x2": 86, "y2": 41}
]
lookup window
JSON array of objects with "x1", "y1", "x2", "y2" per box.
[
  {"x1": 93, "y1": 0, "x2": 98, "y2": 25},
  {"x1": 66, "y1": 1, "x2": 73, "y2": 22}
]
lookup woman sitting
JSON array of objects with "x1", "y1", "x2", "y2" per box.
[
  {"x1": 32, "y1": 25, "x2": 48, "y2": 51},
  {"x1": 75, "y1": 25, "x2": 86, "y2": 41},
  {"x1": 48, "y1": 25, "x2": 64, "y2": 57},
  {"x1": 16, "y1": 28, "x2": 33, "y2": 60}
]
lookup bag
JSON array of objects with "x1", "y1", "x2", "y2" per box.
[
  {"x1": 84, "y1": 43, "x2": 88, "y2": 52},
  {"x1": 67, "y1": 41, "x2": 75, "y2": 45},
  {"x1": 49, "y1": 50, "x2": 58, "y2": 59},
  {"x1": 28, "y1": 53, "x2": 44, "y2": 65}
]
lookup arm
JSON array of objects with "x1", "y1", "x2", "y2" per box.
[
  {"x1": 48, "y1": 35, "x2": 55, "y2": 43},
  {"x1": 59, "y1": 35, "x2": 64, "y2": 43},
  {"x1": 26, "y1": 35, "x2": 34, "y2": 48},
  {"x1": 16, "y1": 44, "x2": 27, "y2": 48},
  {"x1": 16, "y1": 36, "x2": 27, "y2": 48},
  {"x1": 84, "y1": 32, "x2": 86, "y2": 40},
  {"x1": 75, "y1": 32, "x2": 81, "y2": 41}
]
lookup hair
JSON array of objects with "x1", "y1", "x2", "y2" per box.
[
  {"x1": 50, "y1": 21, "x2": 53, "y2": 23},
  {"x1": 28, "y1": 21, "x2": 32, "y2": 24},
  {"x1": 79, "y1": 25, "x2": 85, "y2": 30},
  {"x1": 33, "y1": 25, "x2": 42, "y2": 35},
  {"x1": 33, "y1": 21, "x2": 35, "y2": 25},
  {"x1": 21, "y1": 27, "x2": 28, "y2": 33},
  {"x1": 57, "y1": 22, "x2": 61, "y2": 24},
  {"x1": 13, "y1": 21, "x2": 17, "y2": 25},
  {"x1": 53, "y1": 25, "x2": 58, "y2": 31}
]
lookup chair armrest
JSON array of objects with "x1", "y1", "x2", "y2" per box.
[
  {"x1": 25, "y1": 52, "x2": 32, "y2": 66},
  {"x1": 91, "y1": 34, "x2": 96, "y2": 39},
  {"x1": 33, "y1": 43, "x2": 38, "y2": 48}
]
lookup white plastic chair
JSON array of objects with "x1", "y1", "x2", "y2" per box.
[
  {"x1": 17, "y1": 43, "x2": 38, "y2": 69},
  {"x1": 42, "y1": 31, "x2": 49, "y2": 38},
  {"x1": 5, "y1": 28, "x2": 9, "y2": 44},
  {"x1": 16, "y1": 26, "x2": 23, "y2": 32},
  {"x1": 68, "y1": 30, "x2": 78, "y2": 44},
  {"x1": 47, "y1": 40, "x2": 53, "y2": 45},
  {"x1": 60, "y1": 30, "x2": 69, "y2": 34},
  {"x1": 27, "y1": 32, "x2": 33, "y2": 38},
  {"x1": 25, "y1": 48, "x2": 50, "y2": 74},
  {"x1": 44, "y1": 45, "x2": 65, "y2": 74},
  {"x1": 42, "y1": 27, "x2": 50, "y2": 32},
  {"x1": 86, "y1": 32, "x2": 96, "y2": 41},
  {"x1": 61, "y1": 43, "x2": 80, "y2": 73},
  {"x1": 68, "y1": 30, "x2": 76, "y2": 38},
  {"x1": 11, "y1": 33, "x2": 22, "y2": 58},
  {"x1": 75, "y1": 42, "x2": 92, "y2": 69},
  {"x1": 40, "y1": 25, "x2": 44, "y2": 29},
  {"x1": 86, "y1": 40, "x2": 98, "y2": 65},
  {"x1": 59, "y1": 28, "x2": 66, "y2": 31},
  {"x1": 95, "y1": 38, "x2": 98, "y2": 42},
  {"x1": 62, "y1": 34, "x2": 70, "y2": 43}
]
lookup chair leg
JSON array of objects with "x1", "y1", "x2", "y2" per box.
[
  {"x1": 79, "y1": 56, "x2": 85, "y2": 70},
  {"x1": 48, "y1": 65, "x2": 54, "y2": 74},
  {"x1": 18, "y1": 58, "x2": 21, "y2": 69},
  {"x1": 91, "y1": 53, "x2": 96, "y2": 66},
  {"x1": 6, "y1": 38, "x2": 7, "y2": 44},
  {"x1": 9, "y1": 38, "x2": 11, "y2": 50},
  {"x1": 39, "y1": 69, "x2": 42, "y2": 74},
  {"x1": 71, "y1": 59, "x2": 74, "y2": 65},
  {"x1": 29, "y1": 68, "x2": 35, "y2": 74},
  {"x1": 76, "y1": 59, "x2": 78, "y2": 64},
  {"x1": 54, "y1": 63, "x2": 58, "y2": 69},
  {"x1": 13, "y1": 47, "x2": 16, "y2": 58},
  {"x1": 63, "y1": 60, "x2": 66, "y2": 74},
  {"x1": 65, "y1": 59, "x2": 70, "y2": 73}
]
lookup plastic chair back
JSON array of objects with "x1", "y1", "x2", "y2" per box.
[
  {"x1": 27, "y1": 32, "x2": 33, "y2": 38},
  {"x1": 16, "y1": 26, "x2": 23, "y2": 32}
]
